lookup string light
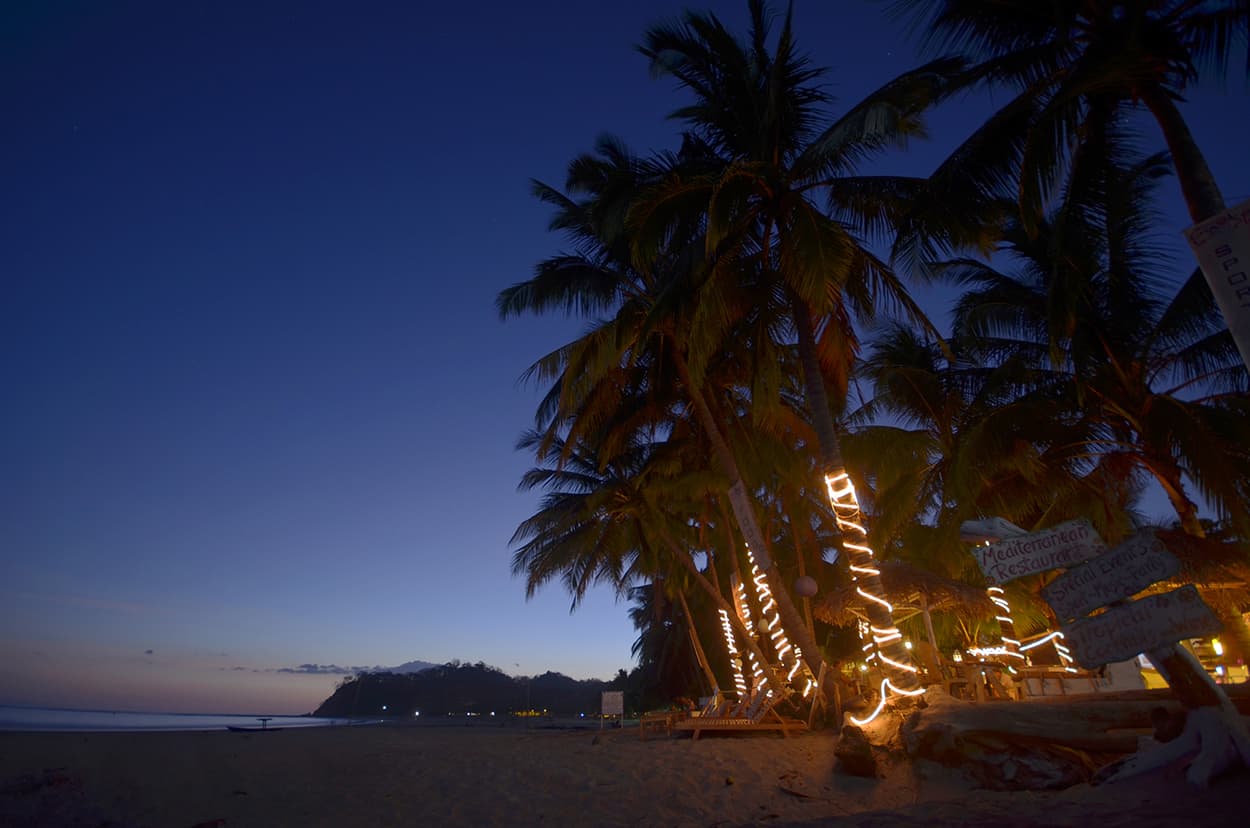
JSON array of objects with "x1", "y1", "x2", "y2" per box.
[
  {"x1": 823, "y1": 473, "x2": 924, "y2": 714},
  {"x1": 745, "y1": 548, "x2": 813, "y2": 694},
  {"x1": 1019, "y1": 630, "x2": 1079, "y2": 673},
  {"x1": 986, "y1": 585, "x2": 1025, "y2": 661},
  {"x1": 718, "y1": 609, "x2": 749, "y2": 698},
  {"x1": 849, "y1": 678, "x2": 927, "y2": 727}
]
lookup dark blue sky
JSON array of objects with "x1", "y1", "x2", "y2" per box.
[{"x1": 3, "y1": 1, "x2": 1247, "y2": 714}]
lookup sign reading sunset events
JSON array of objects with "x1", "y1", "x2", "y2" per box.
[
  {"x1": 1041, "y1": 531, "x2": 1181, "y2": 622},
  {"x1": 972, "y1": 519, "x2": 1104, "y2": 585}
]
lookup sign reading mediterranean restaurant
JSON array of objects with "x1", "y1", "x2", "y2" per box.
[
  {"x1": 1041, "y1": 531, "x2": 1181, "y2": 623},
  {"x1": 972, "y1": 519, "x2": 1104, "y2": 585},
  {"x1": 1061, "y1": 585, "x2": 1222, "y2": 670}
]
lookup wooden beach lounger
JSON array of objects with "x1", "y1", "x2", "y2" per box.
[{"x1": 672, "y1": 691, "x2": 808, "y2": 740}]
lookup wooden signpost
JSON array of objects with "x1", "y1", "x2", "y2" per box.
[
  {"x1": 1041, "y1": 530, "x2": 1181, "y2": 624},
  {"x1": 968, "y1": 519, "x2": 1249, "y2": 786},
  {"x1": 1061, "y1": 585, "x2": 1221, "y2": 670},
  {"x1": 972, "y1": 519, "x2": 1104, "y2": 585}
]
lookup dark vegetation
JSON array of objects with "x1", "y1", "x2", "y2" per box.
[{"x1": 313, "y1": 661, "x2": 652, "y2": 718}]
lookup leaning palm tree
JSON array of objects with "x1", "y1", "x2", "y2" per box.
[
  {"x1": 499, "y1": 136, "x2": 832, "y2": 687},
  {"x1": 891, "y1": 0, "x2": 1250, "y2": 223},
  {"x1": 635, "y1": 0, "x2": 968, "y2": 702},
  {"x1": 949, "y1": 151, "x2": 1250, "y2": 540},
  {"x1": 946, "y1": 148, "x2": 1250, "y2": 679}
]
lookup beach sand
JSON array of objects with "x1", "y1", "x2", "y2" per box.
[{"x1": 1, "y1": 722, "x2": 1245, "y2": 827}]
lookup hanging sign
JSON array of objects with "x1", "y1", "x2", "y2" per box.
[
  {"x1": 1184, "y1": 197, "x2": 1250, "y2": 370},
  {"x1": 972, "y1": 519, "x2": 1104, "y2": 584},
  {"x1": 1061, "y1": 585, "x2": 1222, "y2": 670},
  {"x1": 1041, "y1": 531, "x2": 1181, "y2": 622}
]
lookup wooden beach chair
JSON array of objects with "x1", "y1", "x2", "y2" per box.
[
  {"x1": 640, "y1": 692, "x2": 729, "y2": 740},
  {"x1": 672, "y1": 689, "x2": 808, "y2": 740}
]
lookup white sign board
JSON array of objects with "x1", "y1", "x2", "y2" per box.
[
  {"x1": 1041, "y1": 531, "x2": 1181, "y2": 622},
  {"x1": 601, "y1": 691, "x2": 624, "y2": 717},
  {"x1": 973, "y1": 519, "x2": 1104, "y2": 585},
  {"x1": 1185, "y1": 197, "x2": 1250, "y2": 370},
  {"x1": 1061, "y1": 585, "x2": 1221, "y2": 670}
]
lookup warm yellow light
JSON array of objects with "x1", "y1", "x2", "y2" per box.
[
  {"x1": 1213, "y1": 639, "x2": 1224, "y2": 656},
  {"x1": 848, "y1": 679, "x2": 926, "y2": 726}
]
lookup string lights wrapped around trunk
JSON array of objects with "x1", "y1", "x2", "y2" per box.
[
  {"x1": 746, "y1": 548, "x2": 816, "y2": 698},
  {"x1": 823, "y1": 472, "x2": 924, "y2": 725},
  {"x1": 717, "y1": 608, "x2": 749, "y2": 698}
]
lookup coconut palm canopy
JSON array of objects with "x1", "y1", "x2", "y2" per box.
[{"x1": 500, "y1": 1, "x2": 1250, "y2": 701}]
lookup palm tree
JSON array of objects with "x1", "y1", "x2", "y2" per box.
[
  {"x1": 635, "y1": 0, "x2": 969, "y2": 697},
  {"x1": 846, "y1": 323, "x2": 1116, "y2": 564},
  {"x1": 948, "y1": 151, "x2": 1250, "y2": 541},
  {"x1": 944, "y1": 148, "x2": 1250, "y2": 679},
  {"x1": 499, "y1": 137, "x2": 831, "y2": 689},
  {"x1": 892, "y1": 0, "x2": 1250, "y2": 223}
]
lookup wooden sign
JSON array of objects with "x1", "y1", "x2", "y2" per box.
[
  {"x1": 973, "y1": 519, "x2": 1104, "y2": 585},
  {"x1": 1041, "y1": 531, "x2": 1181, "y2": 622},
  {"x1": 1061, "y1": 585, "x2": 1221, "y2": 670},
  {"x1": 1185, "y1": 196, "x2": 1250, "y2": 369},
  {"x1": 601, "y1": 691, "x2": 624, "y2": 717}
]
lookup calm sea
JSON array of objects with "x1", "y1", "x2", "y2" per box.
[{"x1": 0, "y1": 705, "x2": 350, "y2": 732}]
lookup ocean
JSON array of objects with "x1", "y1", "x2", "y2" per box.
[{"x1": 0, "y1": 704, "x2": 350, "y2": 732}]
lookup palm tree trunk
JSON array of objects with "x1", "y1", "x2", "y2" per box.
[
  {"x1": 791, "y1": 297, "x2": 921, "y2": 693},
  {"x1": 658, "y1": 528, "x2": 788, "y2": 695},
  {"x1": 1152, "y1": 459, "x2": 1206, "y2": 539},
  {"x1": 1140, "y1": 88, "x2": 1226, "y2": 223},
  {"x1": 676, "y1": 588, "x2": 720, "y2": 695},
  {"x1": 671, "y1": 349, "x2": 830, "y2": 686}
]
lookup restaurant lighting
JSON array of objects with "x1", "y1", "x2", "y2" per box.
[
  {"x1": 986, "y1": 586, "x2": 1024, "y2": 661},
  {"x1": 1213, "y1": 639, "x2": 1224, "y2": 656}
]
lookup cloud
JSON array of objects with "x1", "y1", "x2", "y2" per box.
[
  {"x1": 275, "y1": 664, "x2": 368, "y2": 675},
  {"x1": 144, "y1": 649, "x2": 154, "y2": 656},
  {"x1": 266, "y1": 660, "x2": 438, "y2": 676}
]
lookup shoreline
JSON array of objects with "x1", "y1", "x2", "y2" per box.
[{"x1": 2, "y1": 725, "x2": 1246, "y2": 827}]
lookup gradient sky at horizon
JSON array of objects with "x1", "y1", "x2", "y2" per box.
[{"x1": 4, "y1": 1, "x2": 1248, "y2": 715}]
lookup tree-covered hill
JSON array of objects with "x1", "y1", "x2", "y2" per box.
[{"x1": 313, "y1": 661, "x2": 624, "y2": 718}]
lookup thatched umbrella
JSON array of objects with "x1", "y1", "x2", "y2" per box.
[{"x1": 813, "y1": 560, "x2": 996, "y2": 677}]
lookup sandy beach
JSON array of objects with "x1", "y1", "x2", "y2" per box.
[{"x1": 1, "y1": 721, "x2": 1246, "y2": 827}]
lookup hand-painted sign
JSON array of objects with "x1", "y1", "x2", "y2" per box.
[
  {"x1": 1041, "y1": 531, "x2": 1181, "y2": 622},
  {"x1": 973, "y1": 519, "x2": 1104, "y2": 585},
  {"x1": 1185, "y1": 197, "x2": 1250, "y2": 370},
  {"x1": 1061, "y1": 585, "x2": 1222, "y2": 670}
]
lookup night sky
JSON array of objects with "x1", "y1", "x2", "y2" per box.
[{"x1": 3, "y1": 1, "x2": 1248, "y2": 715}]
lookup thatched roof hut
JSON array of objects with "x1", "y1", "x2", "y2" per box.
[{"x1": 812, "y1": 559, "x2": 993, "y2": 627}]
